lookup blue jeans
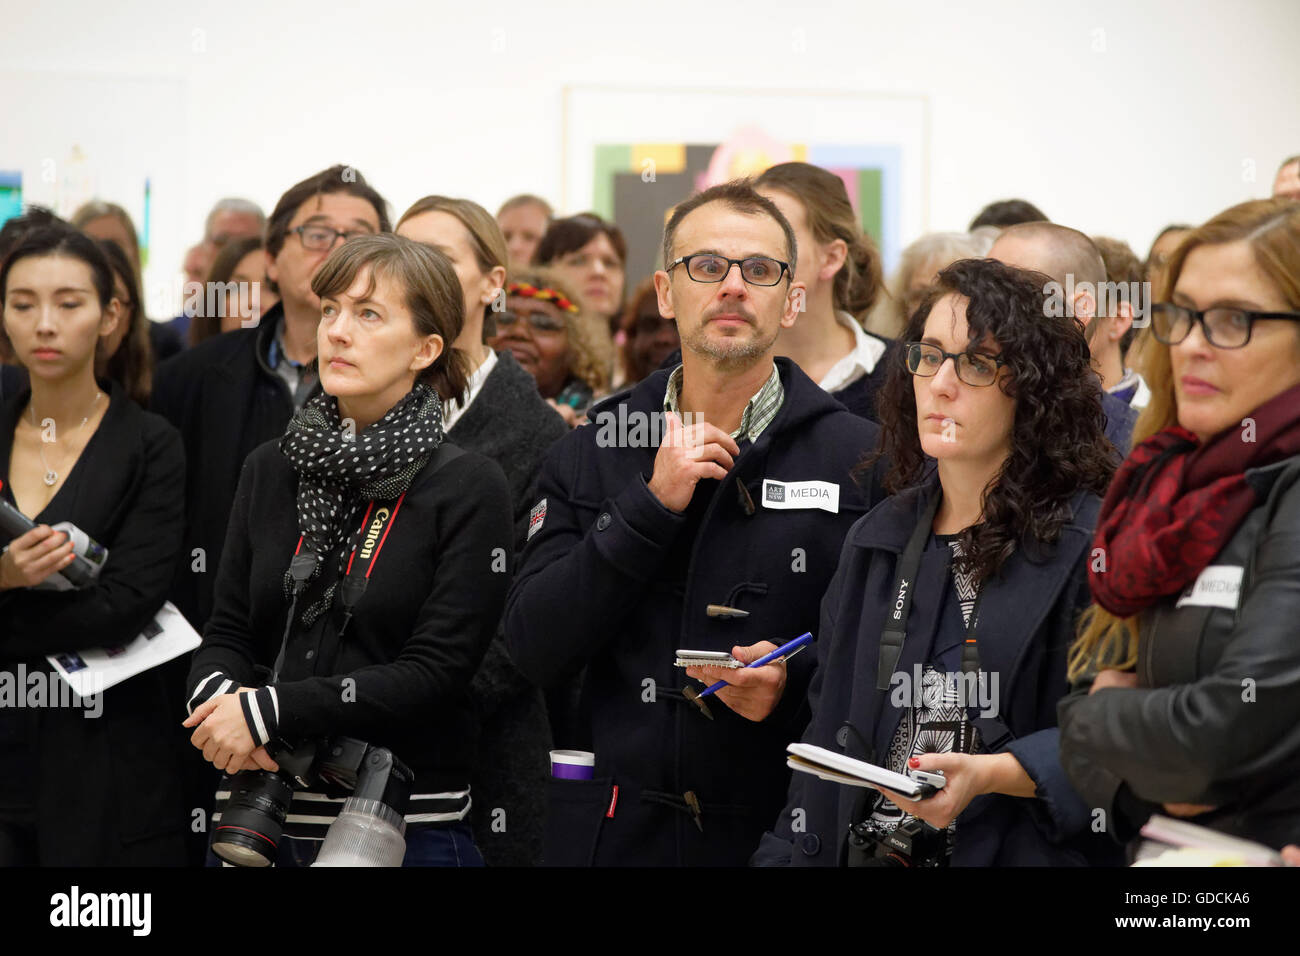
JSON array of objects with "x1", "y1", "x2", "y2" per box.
[{"x1": 208, "y1": 822, "x2": 485, "y2": 868}]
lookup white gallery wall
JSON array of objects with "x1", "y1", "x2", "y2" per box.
[{"x1": 3, "y1": 0, "x2": 1298, "y2": 311}]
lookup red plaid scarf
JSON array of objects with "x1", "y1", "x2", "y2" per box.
[{"x1": 1090, "y1": 383, "x2": 1300, "y2": 617}]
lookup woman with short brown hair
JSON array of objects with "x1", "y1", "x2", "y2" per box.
[{"x1": 184, "y1": 234, "x2": 513, "y2": 867}]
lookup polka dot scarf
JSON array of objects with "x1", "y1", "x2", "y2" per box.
[{"x1": 278, "y1": 382, "x2": 444, "y2": 625}]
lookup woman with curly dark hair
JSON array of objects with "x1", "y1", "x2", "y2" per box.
[{"x1": 754, "y1": 257, "x2": 1122, "y2": 867}]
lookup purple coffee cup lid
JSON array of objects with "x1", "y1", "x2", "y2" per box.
[{"x1": 550, "y1": 749, "x2": 595, "y2": 780}]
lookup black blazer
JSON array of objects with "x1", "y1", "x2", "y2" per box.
[
  {"x1": 0, "y1": 381, "x2": 189, "y2": 864},
  {"x1": 151, "y1": 305, "x2": 297, "y2": 630}
]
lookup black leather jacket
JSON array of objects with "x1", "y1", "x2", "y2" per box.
[{"x1": 1059, "y1": 453, "x2": 1300, "y2": 850}]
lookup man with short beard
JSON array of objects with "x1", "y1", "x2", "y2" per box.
[{"x1": 505, "y1": 180, "x2": 881, "y2": 866}]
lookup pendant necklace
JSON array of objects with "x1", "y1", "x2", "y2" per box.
[{"x1": 29, "y1": 390, "x2": 103, "y2": 487}]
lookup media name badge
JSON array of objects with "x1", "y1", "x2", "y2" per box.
[{"x1": 760, "y1": 479, "x2": 839, "y2": 514}]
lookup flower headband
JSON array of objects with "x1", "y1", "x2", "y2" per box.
[{"x1": 507, "y1": 281, "x2": 580, "y2": 314}]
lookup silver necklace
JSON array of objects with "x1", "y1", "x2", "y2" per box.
[{"x1": 28, "y1": 390, "x2": 102, "y2": 486}]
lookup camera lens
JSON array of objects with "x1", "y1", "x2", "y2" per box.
[{"x1": 211, "y1": 770, "x2": 294, "y2": 867}]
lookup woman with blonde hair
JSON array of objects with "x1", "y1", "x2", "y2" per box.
[
  {"x1": 1059, "y1": 198, "x2": 1300, "y2": 853},
  {"x1": 755, "y1": 162, "x2": 891, "y2": 421},
  {"x1": 397, "y1": 197, "x2": 569, "y2": 866}
]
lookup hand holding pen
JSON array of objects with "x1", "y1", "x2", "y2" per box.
[{"x1": 683, "y1": 632, "x2": 813, "y2": 722}]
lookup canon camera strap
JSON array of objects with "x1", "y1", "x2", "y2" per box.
[{"x1": 269, "y1": 442, "x2": 465, "y2": 681}]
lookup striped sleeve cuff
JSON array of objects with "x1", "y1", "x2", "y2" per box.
[
  {"x1": 186, "y1": 671, "x2": 235, "y2": 716},
  {"x1": 239, "y1": 686, "x2": 280, "y2": 747}
]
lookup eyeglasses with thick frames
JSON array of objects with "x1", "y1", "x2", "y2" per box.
[
  {"x1": 291, "y1": 225, "x2": 372, "y2": 252},
  {"x1": 1150, "y1": 302, "x2": 1300, "y2": 349},
  {"x1": 904, "y1": 342, "x2": 1008, "y2": 387},
  {"x1": 666, "y1": 253, "x2": 791, "y2": 287}
]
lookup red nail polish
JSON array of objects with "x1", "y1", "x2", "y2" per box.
[{"x1": 908, "y1": 756, "x2": 921, "y2": 768}]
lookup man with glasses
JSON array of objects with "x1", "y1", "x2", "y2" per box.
[
  {"x1": 153, "y1": 165, "x2": 389, "y2": 632},
  {"x1": 505, "y1": 180, "x2": 881, "y2": 866},
  {"x1": 988, "y1": 222, "x2": 1139, "y2": 453}
]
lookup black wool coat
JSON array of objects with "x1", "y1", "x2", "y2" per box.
[
  {"x1": 752, "y1": 478, "x2": 1123, "y2": 867},
  {"x1": 0, "y1": 381, "x2": 190, "y2": 865},
  {"x1": 151, "y1": 304, "x2": 296, "y2": 631},
  {"x1": 506, "y1": 357, "x2": 883, "y2": 866},
  {"x1": 452, "y1": 350, "x2": 570, "y2": 867}
]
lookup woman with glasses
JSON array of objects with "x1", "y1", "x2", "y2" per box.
[
  {"x1": 1059, "y1": 199, "x2": 1300, "y2": 855},
  {"x1": 755, "y1": 256, "x2": 1120, "y2": 866},
  {"x1": 488, "y1": 268, "x2": 609, "y2": 427}
]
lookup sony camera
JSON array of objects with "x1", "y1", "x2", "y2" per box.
[
  {"x1": 211, "y1": 736, "x2": 414, "y2": 867},
  {"x1": 847, "y1": 817, "x2": 953, "y2": 867}
]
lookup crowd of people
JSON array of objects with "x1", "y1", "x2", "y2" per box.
[{"x1": 1, "y1": 150, "x2": 1299, "y2": 867}]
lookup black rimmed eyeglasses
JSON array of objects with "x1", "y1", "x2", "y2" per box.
[
  {"x1": 1150, "y1": 302, "x2": 1300, "y2": 349},
  {"x1": 666, "y1": 253, "x2": 791, "y2": 287},
  {"x1": 904, "y1": 342, "x2": 1008, "y2": 387},
  {"x1": 291, "y1": 225, "x2": 372, "y2": 252}
]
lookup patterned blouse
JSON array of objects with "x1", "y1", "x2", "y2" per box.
[{"x1": 866, "y1": 534, "x2": 982, "y2": 835}]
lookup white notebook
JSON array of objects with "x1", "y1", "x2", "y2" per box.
[{"x1": 786, "y1": 743, "x2": 926, "y2": 798}]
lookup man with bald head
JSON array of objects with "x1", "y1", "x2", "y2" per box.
[{"x1": 988, "y1": 222, "x2": 1138, "y2": 453}]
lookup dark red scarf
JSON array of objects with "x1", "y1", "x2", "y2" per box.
[{"x1": 1090, "y1": 383, "x2": 1300, "y2": 617}]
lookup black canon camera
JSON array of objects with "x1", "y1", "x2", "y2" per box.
[
  {"x1": 847, "y1": 818, "x2": 953, "y2": 867},
  {"x1": 211, "y1": 736, "x2": 414, "y2": 867}
]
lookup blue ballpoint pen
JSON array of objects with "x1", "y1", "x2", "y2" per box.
[{"x1": 683, "y1": 632, "x2": 813, "y2": 719}]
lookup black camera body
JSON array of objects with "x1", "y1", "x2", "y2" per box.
[
  {"x1": 211, "y1": 735, "x2": 414, "y2": 867},
  {"x1": 847, "y1": 818, "x2": 953, "y2": 867}
]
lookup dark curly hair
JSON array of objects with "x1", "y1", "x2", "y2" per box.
[{"x1": 865, "y1": 257, "x2": 1116, "y2": 586}]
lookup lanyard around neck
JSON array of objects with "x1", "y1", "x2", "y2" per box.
[{"x1": 875, "y1": 489, "x2": 983, "y2": 691}]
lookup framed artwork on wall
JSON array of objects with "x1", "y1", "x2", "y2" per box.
[{"x1": 562, "y1": 85, "x2": 929, "y2": 284}]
